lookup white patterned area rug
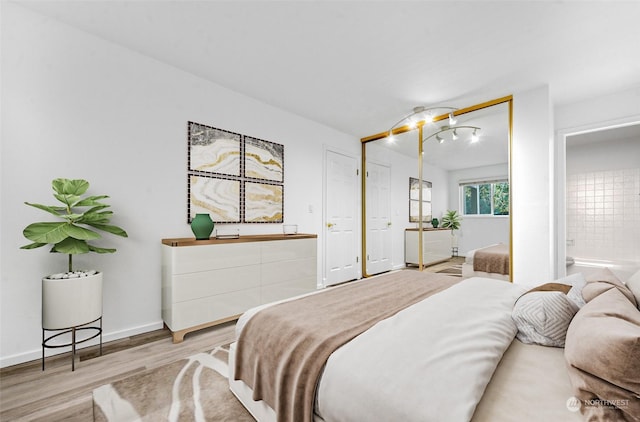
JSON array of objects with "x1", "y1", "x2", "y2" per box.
[{"x1": 92, "y1": 344, "x2": 253, "y2": 421}]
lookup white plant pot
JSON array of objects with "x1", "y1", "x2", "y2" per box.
[{"x1": 42, "y1": 272, "x2": 103, "y2": 330}]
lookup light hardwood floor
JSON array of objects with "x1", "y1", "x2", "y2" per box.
[
  {"x1": 1, "y1": 261, "x2": 465, "y2": 421},
  {"x1": 0, "y1": 323, "x2": 236, "y2": 421}
]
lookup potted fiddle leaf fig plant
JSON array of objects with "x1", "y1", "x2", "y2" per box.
[
  {"x1": 441, "y1": 210, "x2": 462, "y2": 254},
  {"x1": 441, "y1": 209, "x2": 461, "y2": 231},
  {"x1": 21, "y1": 178, "x2": 128, "y2": 334}
]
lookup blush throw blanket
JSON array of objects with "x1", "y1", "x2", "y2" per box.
[
  {"x1": 234, "y1": 271, "x2": 460, "y2": 422},
  {"x1": 473, "y1": 243, "x2": 510, "y2": 275}
]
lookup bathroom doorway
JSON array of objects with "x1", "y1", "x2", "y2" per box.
[{"x1": 564, "y1": 123, "x2": 640, "y2": 281}]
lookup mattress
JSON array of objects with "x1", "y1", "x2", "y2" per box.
[{"x1": 229, "y1": 274, "x2": 581, "y2": 422}]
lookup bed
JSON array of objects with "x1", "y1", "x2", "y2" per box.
[
  {"x1": 462, "y1": 243, "x2": 510, "y2": 281},
  {"x1": 228, "y1": 269, "x2": 640, "y2": 422}
]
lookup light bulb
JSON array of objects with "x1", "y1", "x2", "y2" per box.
[
  {"x1": 471, "y1": 129, "x2": 479, "y2": 143},
  {"x1": 424, "y1": 113, "x2": 434, "y2": 124},
  {"x1": 436, "y1": 134, "x2": 444, "y2": 144},
  {"x1": 452, "y1": 129, "x2": 458, "y2": 140},
  {"x1": 449, "y1": 112, "x2": 457, "y2": 125}
]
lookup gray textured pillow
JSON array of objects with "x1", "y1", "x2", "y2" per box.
[
  {"x1": 512, "y1": 291, "x2": 579, "y2": 347},
  {"x1": 555, "y1": 272, "x2": 587, "y2": 308}
]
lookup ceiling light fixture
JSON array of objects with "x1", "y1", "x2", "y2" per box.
[
  {"x1": 448, "y1": 112, "x2": 457, "y2": 125},
  {"x1": 386, "y1": 105, "x2": 458, "y2": 140},
  {"x1": 423, "y1": 125, "x2": 481, "y2": 144}
]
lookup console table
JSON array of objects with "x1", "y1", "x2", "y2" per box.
[{"x1": 161, "y1": 233, "x2": 317, "y2": 342}]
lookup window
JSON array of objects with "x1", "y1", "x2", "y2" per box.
[{"x1": 461, "y1": 179, "x2": 509, "y2": 216}]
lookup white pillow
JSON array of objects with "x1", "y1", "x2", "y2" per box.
[
  {"x1": 512, "y1": 291, "x2": 579, "y2": 347},
  {"x1": 626, "y1": 269, "x2": 640, "y2": 310},
  {"x1": 556, "y1": 272, "x2": 587, "y2": 308}
]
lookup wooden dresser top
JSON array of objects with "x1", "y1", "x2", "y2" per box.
[{"x1": 162, "y1": 233, "x2": 317, "y2": 247}]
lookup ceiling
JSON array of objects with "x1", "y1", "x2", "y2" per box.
[
  {"x1": 567, "y1": 122, "x2": 640, "y2": 147},
  {"x1": 11, "y1": 0, "x2": 640, "y2": 169}
]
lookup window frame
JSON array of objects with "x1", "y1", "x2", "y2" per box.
[{"x1": 459, "y1": 178, "x2": 509, "y2": 217}]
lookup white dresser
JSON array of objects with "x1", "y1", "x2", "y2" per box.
[
  {"x1": 404, "y1": 228, "x2": 452, "y2": 267},
  {"x1": 161, "y1": 234, "x2": 317, "y2": 342}
]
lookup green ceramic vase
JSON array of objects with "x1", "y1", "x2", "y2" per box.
[
  {"x1": 431, "y1": 218, "x2": 439, "y2": 228},
  {"x1": 191, "y1": 213, "x2": 214, "y2": 240}
]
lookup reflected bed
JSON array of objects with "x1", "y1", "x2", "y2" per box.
[{"x1": 462, "y1": 243, "x2": 510, "y2": 281}]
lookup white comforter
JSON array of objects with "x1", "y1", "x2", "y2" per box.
[{"x1": 314, "y1": 277, "x2": 526, "y2": 422}]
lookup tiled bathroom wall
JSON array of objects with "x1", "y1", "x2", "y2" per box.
[{"x1": 566, "y1": 168, "x2": 640, "y2": 262}]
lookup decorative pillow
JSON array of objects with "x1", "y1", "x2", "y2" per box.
[
  {"x1": 512, "y1": 291, "x2": 579, "y2": 347},
  {"x1": 626, "y1": 269, "x2": 640, "y2": 311},
  {"x1": 582, "y1": 267, "x2": 637, "y2": 306},
  {"x1": 556, "y1": 272, "x2": 587, "y2": 308},
  {"x1": 564, "y1": 288, "x2": 640, "y2": 420}
]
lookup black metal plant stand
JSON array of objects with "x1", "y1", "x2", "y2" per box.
[{"x1": 42, "y1": 316, "x2": 102, "y2": 371}]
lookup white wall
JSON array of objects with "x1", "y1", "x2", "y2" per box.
[
  {"x1": 512, "y1": 86, "x2": 554, "y2": 285},
  {"x1": 447, "y1": 163, "x2": 510, "y2": 255},
  {"x1": 0, "y1": 3, "x2": 358, "y2": 366},
  {"x1": 567, "y1": 137, "x2": 640, "y2": 175}
]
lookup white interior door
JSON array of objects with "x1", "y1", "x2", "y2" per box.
[
  {"x1": 366, "y1": 161, "x2": 392, "y2": 275},
  {"x1": 324, "y1": 150, "x2": 358, "y2": 286}
]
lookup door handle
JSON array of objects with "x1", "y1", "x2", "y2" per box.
[{"x1": 327, "y1": 222, "x2": 334, "y2": 228}]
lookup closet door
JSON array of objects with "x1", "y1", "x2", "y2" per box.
[{"x1": 366, "y1": 161, "x2": 392, "y2": 275}]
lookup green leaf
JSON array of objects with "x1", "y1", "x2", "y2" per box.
[
  {"x1": 24, "y1": 202, "x2": 64, "y2": 217},
  {"x1": 88, "y1": 223, "x2": 128, "y2": 237},
  {"x1": 20, "y1": 242, "x2": 48, "y2": 250},
  {"x1": 23, "y1": 222, "x2": 73, "y2": 244},
  {"x1": 52, "y1": 179, "x2": 89, "y2": 196},
  {"x1": 59, "y1": 213, "x2": 86, "y2": 223},
  {"x1": 84, "y1": 205, "x2": 110, "y2": 214},
  {"x1": 23, "y1": 222, "x2": 101, "y2": 244},
  {"x1": 75, "y1": 195, "x2": 109, "y2": 207},
  {"x1": 64, "y1": 224, "x2": 101, "y2": 240},
  {"x1": 88, "y1": 244, "x2": 116, "y2": 254},
  {"x1": 80, "y1": 210, "x2": 113, "y2": 224},
  {"x1": 54, "y1": 193, "x2": 81, "y2": 208},
  {"x1": 51, "y1": 238, "x2": 90, "y2": 254}
]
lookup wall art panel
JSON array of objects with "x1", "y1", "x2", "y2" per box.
[
  {"x1": 187, "y1": 121, "x2": 284, "y2": 224},
  {"x1": 244, "y1": 136, "x2": 284, "y2": 182},
  {"x1": 188, "y1": 175, "x2": 241, "y2": 223},
  {"x1": 188, "y1": 122, "x2": 241, "y2": 176}
]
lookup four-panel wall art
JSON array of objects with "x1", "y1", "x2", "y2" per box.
[{"x1": 187, "y1": 121, "x2": 284, "y2": 224}]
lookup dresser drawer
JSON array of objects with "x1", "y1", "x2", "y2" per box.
[
  {"x1": 172, "y1": 264, "x2": 261, "y2": 302},
  {"x1": 170, "y1": 242, "x2": 261, "y2": 274}
]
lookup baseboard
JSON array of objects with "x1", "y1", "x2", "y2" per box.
[{"x1": 0, "y1": 320, "x2": 164, "y2": 368}]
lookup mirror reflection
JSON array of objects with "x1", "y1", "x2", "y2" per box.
[{"x1": 362, "y1": 98, "x2": 512, "y2": 280}]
